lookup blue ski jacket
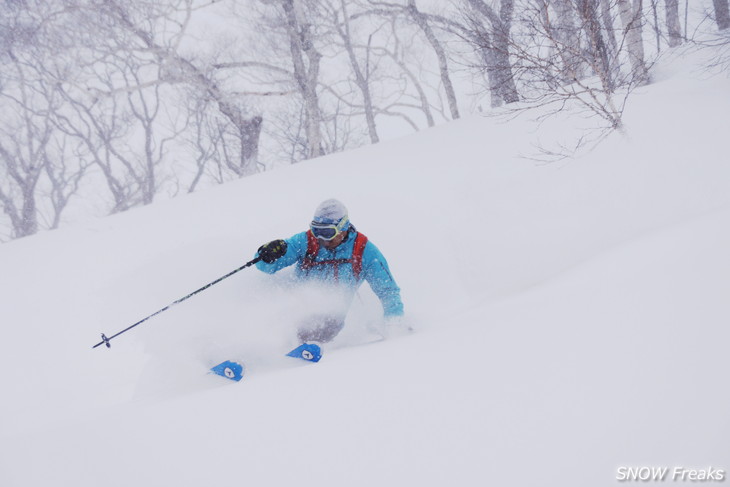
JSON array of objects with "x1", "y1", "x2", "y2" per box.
[{"x1": 255, "y1": 229, "x2": 404, "y2": 317}]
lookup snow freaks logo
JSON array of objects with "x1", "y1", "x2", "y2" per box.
[{"x1": 616, "y1": 466, "x2": 726, "y2": 482}]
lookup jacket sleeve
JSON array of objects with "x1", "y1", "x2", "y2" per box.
[
  {"x1": 254, "y1": 232, "x2": 308, "y2": 274},
  {"x1": 361, "y1": 241, "x2": 404, "y2": 317}
]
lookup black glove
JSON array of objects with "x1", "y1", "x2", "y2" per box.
[{"x1": 257, "y1": 239, "x2": 288, "y2": 263}]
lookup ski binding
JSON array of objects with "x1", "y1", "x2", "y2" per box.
[
  {"x1": 287, "y1": 343, "x2": 322, "y2": 362},
  {"x1": 210, "y1": 360, "x2": 245, "y2": 381}
]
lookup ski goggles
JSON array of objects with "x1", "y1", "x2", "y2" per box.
[{"x1": 310, "y1": 217, "x2": 349, "y2": 241}]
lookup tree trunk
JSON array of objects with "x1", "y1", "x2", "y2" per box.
[
  {"x1": 599, "y1": 0, "x2": 622, "y2": 81},
  {"x1": 650, "y1": 0, "x2": 661, "y2": 51},
  {"x1": 240, "y1": 116, "x2": 263, "y2": 172},
  {"x1": 493, "y1": 0, "x2": 519, "y2": 104},
  {"x1": 577, "y1": 0, "x2": 615, "y2": 93},
  {"x1": 0, "y1": 146, "x2": 42, "y2": 239},
  {"x1": 713, "y1": 0, "x2": 730, "y2": 30},
  {"x1": 281, "y1": 0, "x2": 323, "y2": 159},
  {"x1": 408, "y1": 0, "x2": 460, "y2": 119},
  {"x1": 467, "y1": 0, "x2": 519, "y2": 105},
  {"x1": 475, "y1": 30, "x2": 505, "y2": 108},
  {"x1": 492, "y1": 39, "x2": 519, "y2": 103},
  {"x1": 617, "y1": 0, "x2": 650, "y2": 85},
  {"x1": 665, "y1": 0, "x2": 683, "y2": 46},
  {"x1": 549, "y1": 0, "x2": 585, "y2": 82},
  {"x1": 338, "y1": 0, "x2": 379, "y2": 143},
  {"x1": 216, "y1": 101, "x2": 264, "y2": 176}
]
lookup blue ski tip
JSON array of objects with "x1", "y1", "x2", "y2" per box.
[
  {"x1": 210, "y1": 360, "x2": 245, "y2": 381},
  {"x1": 286, "y1": 343, "x2": 322, "y2": 362}
]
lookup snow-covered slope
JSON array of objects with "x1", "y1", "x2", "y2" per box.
[{"x1": 1, "y1": 49, "x2": 729, "y2": 487}]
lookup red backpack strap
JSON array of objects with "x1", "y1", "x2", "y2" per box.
[
  {"x1": 351, "y1": 232, "x2": 368, "y2": 280},
  {"x1": 302, "y1": 230, "x2": 319, "y2": 271}
]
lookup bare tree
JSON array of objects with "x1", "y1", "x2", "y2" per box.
[
  {"x1": 502, "y1": 0, "x2": 626, "y2": 132},
  {"x1": 0, "y1": 130, "x2": 45, "y2": 238},
  {"x1": 0, "y1": 2, "x2": 88, "y2": 239},
  {"x1": 0, "y1": 55, "x2": 49, "y2": 238},
  {"x1": 49, "y1": 28, "x2": 181, "y2": 212},
  {"x1": 220, "y1": 0, "x2": 330, "y2": 161},
  {"x1": 320, "y1": 0, "x2": 456, "y2": 143},
  {"x1": 219, "y1": 0, "x2": 441, "y2": 161},
  {"x1": 354, "y1": 1, "x2": 463, "y2": 119},
  {"x1": 665, "y1": 0, "x2": 683, "y2": 47},
  {"x1": 125, "y1": 70, "x2": 185, "y2": 204},
  {"x1": 617, "y1": 0, "x2": 650, "y2": 85},
  {"x1": 279, "y1": 0, "x2": 326, "y2": 158},
  {"x1": 183, "y1": 89, "x2": 264, "y2": 191},
  {"x1": 350, "y1": 3, "x2": 444, "y2": 128},
  {"x1": 406, "y1": 0, "x2": 460, "y2": 119},
  {"x1": 376, "y1": 49, "x2": 437, "y2": 127},
  {"x1": 600, "y1": 0, "x2": 621, "y2": 71},
  {"x1": 187, "y1": 101, "x2": 221, "y2": 192},
  {"x1": 463, "y1": 0, "x2": 520, "y2": 107},
  {"x1": 370, "y1": 30, "x2": 437, "y2": 127},
  {"x1": 95, "y1": 0, "x2": 265, "y2": 177},
  {"x1": 42, "y1": 137, "x2": 89, "y2": 229},
  {"x1": 55, "y1": 83, "x2": 143, "y2": 213},
  {"x1": 544, "y1": 0, "x2": 586, "y2": 82},
  {"x1": 577, "y1": 0, "x2": 616, "y2": 93},
  {"x1": 649, "y1": 0, "x2": 662, "y2": 52},
  {"x1": 327, "y1": 0, "x2": 381, "y2": 143}
]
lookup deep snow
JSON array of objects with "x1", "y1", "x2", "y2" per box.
[{"x1": 1, "y1": 46, "x2": 729, "y2": 487}]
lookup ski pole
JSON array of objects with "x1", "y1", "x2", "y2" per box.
[{"x1": 92, "y1": 257, "x2": 261, "y2": 349}]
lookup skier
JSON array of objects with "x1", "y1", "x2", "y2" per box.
[{"x1": 255, "y1": 199, "x2": 404, "y2": 347}]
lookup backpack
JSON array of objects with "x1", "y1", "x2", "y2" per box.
[{"x1": 300, "y1": 230, "x2": 369, "y2": 281}]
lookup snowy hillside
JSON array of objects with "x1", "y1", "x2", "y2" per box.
[{"x1": 1, "y1": 48, "x2": 729, "y2": 487}]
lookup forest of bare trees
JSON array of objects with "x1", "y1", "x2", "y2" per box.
[{"x1": 1, "y1": 0, "x2": 728, "y2": 241}]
